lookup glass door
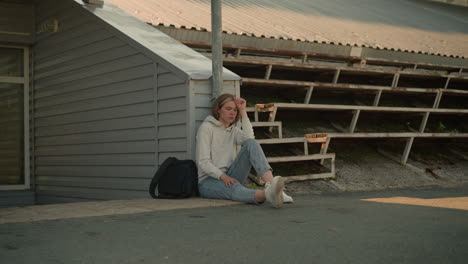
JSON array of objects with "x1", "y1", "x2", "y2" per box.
[{"x1": 0, "y1": 46, "x2": 29, "y2": 190}]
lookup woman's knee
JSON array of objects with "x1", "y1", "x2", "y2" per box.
[{"x1": 243, "y1": 139, "x2": 260, "y2": 149}]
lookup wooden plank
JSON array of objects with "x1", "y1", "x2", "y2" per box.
[
  {"x1": 267, "y1": 154, "x2": 335, "y2": 163},
  {"x1": 242, "y1": 78, "x2": 449, "y2": 94},
  {"x1": 305, "y1": 134, "x2": 328, "y2": 143},
  {"x1": 256, "y1": 137, "x2": 306, "y2": 144},
  {"x1": 224, "y1": 57, "x2": 385, "y2": 75},
  {"x1": 262, "y1": 102, "x2": 468, "y2": 114},
  {"x1": 284, "y1": 173, "x2": 335, "y2": 182},
  {"x1": 224, "y1": 57, "x2": 468, "y2": 80},
  {"x1": 251, "y1": 121, "x2": 281, "y2": 127},
  {"x1": 313, "y1": 132, "x2": 468, "y2": 138},
  {"x1": 184, "y1": 41, "x2": 468, "y2": 73}
]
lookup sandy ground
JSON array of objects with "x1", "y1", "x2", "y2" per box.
[{"x1": 283, "y1": 142, "x2": 468, "y2": 195}]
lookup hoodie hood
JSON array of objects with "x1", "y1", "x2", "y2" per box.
[{"x1": 204, "y1": 115, "x2": 228, "y2": 128}]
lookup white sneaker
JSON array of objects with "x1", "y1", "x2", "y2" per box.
[
  {"x1": 283, "y1": 191, "x2": 294, "y2": 203},
  {"x1": 265, "y1": 176, "x2": 285, "y2": 208}
]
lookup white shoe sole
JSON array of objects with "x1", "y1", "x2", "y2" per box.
[{"x1": 272, "y1": 177, "x2": 285, "y2": 208}]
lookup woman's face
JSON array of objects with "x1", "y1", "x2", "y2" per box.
[{"x1": 218, "y1": 100, "x2": 238, "y2": 127}]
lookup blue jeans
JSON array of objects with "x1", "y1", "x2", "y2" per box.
[{"x1": 198, "y1": 139, "x2": 272, "y2": 204}]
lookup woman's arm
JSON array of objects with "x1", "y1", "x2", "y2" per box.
[
  {"x1": 234, "y1": 97, "x2": 255, "y2": 144},
  {"x1": 196, "y1": 124, "x2": 225, "y2": 179}
]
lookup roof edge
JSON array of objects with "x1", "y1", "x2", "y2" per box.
[
  {"x1": 156, "y1": 27, "x2": 468, "y2": 68},
  {"x1": 74, "y1": 0, "x2": 240, "y2": 81}
]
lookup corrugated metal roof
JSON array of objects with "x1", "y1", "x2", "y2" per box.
[{"x1": 105, "y1": 0, "x2": 468, "y2": 58}]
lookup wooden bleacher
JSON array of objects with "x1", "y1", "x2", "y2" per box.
[{"x1": 185, "y1": 41, "x2": 468, "y2": 181}]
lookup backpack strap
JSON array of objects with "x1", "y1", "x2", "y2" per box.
[{"x1": 149, "y1": 157, "x2": 177, "y2": 198}]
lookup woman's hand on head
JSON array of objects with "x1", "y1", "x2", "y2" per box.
[
  {"x1": 219, "y1": 174, "x2": 239, "y2": 188},
  {"x1": 234, "y1": 97, "x2": 246, "y2": 112},
  {"x1": 234, "y1": 97, "x2": 247, "y2": 117}
]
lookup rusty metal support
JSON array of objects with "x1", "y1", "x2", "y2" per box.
[
  {"x1": 304, "y1": 86, "x2": 314, "y2": 104},
  {"x1": 419, "y1": 112, "x2": 430, "y2": 133},
  {"x1": 373, "y1": 90, "x2": 382, "y2": 106},
  {"x1": 349, "y1": 110, "x2": 360, "y2": 133},
  {"x1": 433, "y1": 90, "x2": 443, "y2": 109},
  {"x1": 211, "y1": 0, "x2": 223, "y2": 99},
  {"x1": 391, "y1": 73, "x2": 400, "y2": 87},
  {"x1": 401, "y1": 137, "x2": 414, "y2": 164},
  {"x1": 444, "y1": 77, "x2": 451, "y2": 89},
  {"x1": 265, "y1": 64, "x2": 273, "y2": 80},
  {"x1": 333, "y1": 69, "x2": 341, "y2": 84}
]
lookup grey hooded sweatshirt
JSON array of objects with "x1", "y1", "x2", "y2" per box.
[{"x1": 196, "y1": 115, "x2": 255, "y2": 183}]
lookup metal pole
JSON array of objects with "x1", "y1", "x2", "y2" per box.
[{"x1": 211, "y1": 0, "x2": 223, "y2": 99}]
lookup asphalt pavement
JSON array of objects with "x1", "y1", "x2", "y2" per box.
[{"x1": 1, "y1": 187, "x2": 467, "y2": 264}]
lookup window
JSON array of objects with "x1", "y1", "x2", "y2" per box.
[{"x1": 0, "y1": 46, "x2": 29, "y2": 190}]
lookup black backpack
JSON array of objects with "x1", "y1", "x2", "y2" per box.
[{"x1": 149, "y1": 157, "x2": 199, "y2": 199}]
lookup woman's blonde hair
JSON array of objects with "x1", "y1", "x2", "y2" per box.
[{"x1": 211, "y1": 93, "x2": 241, "y2": 124}]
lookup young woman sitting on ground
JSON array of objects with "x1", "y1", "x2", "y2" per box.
[{"x1": 195, "y1": 93, "x2": 293, "y2": 208}]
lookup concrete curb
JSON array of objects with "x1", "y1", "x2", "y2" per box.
[{"x1": 0, "y1": 198, "x2": 242, "y2": 224}]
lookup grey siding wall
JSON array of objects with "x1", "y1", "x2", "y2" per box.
[
  {"x1": 157, "y1": 65, "x2": 188, "y2": 164},
  {"x1": 0, "y1": 1, "x2": 34, "y2": 44},
  {"x1": 33, "y1": 0, "x2": 188, "y2": 203}
]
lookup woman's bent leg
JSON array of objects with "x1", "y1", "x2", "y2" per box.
[
  {"x1": 199, "y1": 178, "x2": 257, "y2": 204},
  {"x1": 228, "y1": 139, "x2": 272, "y2": 183}
]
